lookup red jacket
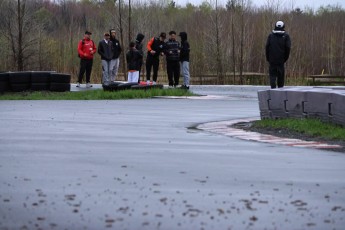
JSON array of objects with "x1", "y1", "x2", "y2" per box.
[{"x1": 78, "y1": 37, "x2": 96, "y2": 59}]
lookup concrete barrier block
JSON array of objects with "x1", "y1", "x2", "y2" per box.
[
  {"x1": 285, "y1": 90, "x2": 308, "y2": 118},
  {"x1": 304, "y1": 91, "x2": 333, "y2": 117},
  {"x1": 257, "y1": 90, "x2": 270, "y2": 111},
  {"x1": 267, "y1": 89, "x2": 287, "y2": 110}
]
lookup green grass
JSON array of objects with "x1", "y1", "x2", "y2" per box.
[
  {"x1": 0, "y1": 88, "x2": 195, "y2": 100},
  {"x1": 253, "y1": 118, "x2": 345, "y2": 141}
]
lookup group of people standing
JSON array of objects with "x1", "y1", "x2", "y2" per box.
[
  {"x1": 77, "y1": 20, "x2": 290, "y2": 90},
  {"x1": 77, "y1": 29, "x2": 190, "y2": 89}
]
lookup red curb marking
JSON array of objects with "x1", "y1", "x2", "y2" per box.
[{"x1": 197, "y1": 118, "x2": 342, "y2": 149}]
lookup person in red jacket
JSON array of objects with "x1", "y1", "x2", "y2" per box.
[{"x1": 77, "y1": 30, "x2": 97, "y2": 88}]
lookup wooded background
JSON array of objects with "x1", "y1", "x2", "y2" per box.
[{"x1": 0, "y1": 0, "x2": 344, "y2": 85}]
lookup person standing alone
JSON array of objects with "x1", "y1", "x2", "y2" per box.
[
  {"x1": 98, "y1": 32, "x2": 114, "y2": 84},
  {"x1": 77, "y1": 30, "x2": 97, "y2": 87},
  {"x1": 265, "y1": 21, "x2": 291, "y2": 89},
  {"x1": 165, "y1": 31, "x2": 180, "y2": 88},
  {"x1": 179, "y1": 32, "x2": 190, "y2": 89},
  {"x1": 109, "y1": 29, "x2": 122, "y2": 82}
]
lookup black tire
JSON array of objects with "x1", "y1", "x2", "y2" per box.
[
  {"x1": 9, "y1": 72, "x2": 31, "y2": 84},
  {"x1": 50, "y1": 73, "x2": 71, "y2": 83},
  {"x1": 31, "y1": 71, "x2": 53, "y2": 83},
  {"x1": 11, "y1": 83, "x2": 31, "y2": 92},
  {"x1": 0, "y1": 72, "x2": 9, "y2": 82},
  {"x1": 0, "y1": 81, "x2": 10, "y2": 93},
  {"x1": 31, "y1": 82, "x2": 50, "y2": 91},
  {"x1": 50, "y1": 82, "x2": 70, "y2": 92},
  {"x1": 117, "y1": 82, "x2": 139, "y2": 90}
]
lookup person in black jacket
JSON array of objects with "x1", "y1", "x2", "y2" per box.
[
  {"x1": 179, "y1": 32, "x2": 190, "y2": 89},
  {"x1": 146, "y1": 32, "x2": 166, "y2": 85},
  {"x1": 98, "y1": 32, "x2": 114, "y2": 84},
  {"x1": 165, "y1": 31, "x2": 181, "y2": 87},
  {"x1": 265, "y1": 21, "x2": 291, "y2": 88},
  {"x1": 109, "y1": 29, "x2": 122, "y2": 82},
  {"x1": 135, "y1": 33, "x2": 145, "y2": 83},
  {"x1": 126, "y1": 41, "x2": 143, "y2": 83}
]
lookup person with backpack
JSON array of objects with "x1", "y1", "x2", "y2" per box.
[
  {"x1": 77, "y1": 30, "x2": 97, "y2": 88},
  {"x1": 109, "y1": 29, "x2": 122, "y2": 82},
  {"x1": 265, "y1": 21, "x2": 291, "y2": 89},
  {"x1": 126, "y1": 41, "x2": 143, "y2": 83},
  {"x1": 98, "y1": 32, "x2": 114, "y2": 84},
  {"x1": 145, "y1": 32, "x2": 166, "y2": 85}
]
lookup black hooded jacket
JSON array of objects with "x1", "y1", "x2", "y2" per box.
[
  {"x1": 135, "y1": 33, "x2": 145, "y2": 67},
  {"x1": 179, "y1": 32, "x2": 190, "y2": 62},
  {"x1": 135, "y1": 33, "x2": 145, "y2": 57},
  {"x1": 265, "y1": 30, "x2": 291, "y2": 65}
]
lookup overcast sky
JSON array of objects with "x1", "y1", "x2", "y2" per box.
[{"x1": 175, "y1": 0, "x2": 345, "y2": 9}]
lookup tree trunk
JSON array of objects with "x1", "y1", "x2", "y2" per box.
[{"x1": 17, "y1": 0, "x2": 24, "y2": 71}]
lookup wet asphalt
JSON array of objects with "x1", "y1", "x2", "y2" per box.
[{"x1": 0, "y1": 85, "x2": 344, "y2": 230}]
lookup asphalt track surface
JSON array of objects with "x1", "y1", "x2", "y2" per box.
[{"x1": 0, "y1": 86, "x2": 344, "y2": 230}]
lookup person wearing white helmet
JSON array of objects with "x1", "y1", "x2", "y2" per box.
[{"x1": 265, "y1": 20, "x2": 291, "y2": 88}]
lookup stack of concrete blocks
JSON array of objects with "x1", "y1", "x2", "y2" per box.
[{"x1": 258, "y1": 87, "x2": 345, "y2": 127}]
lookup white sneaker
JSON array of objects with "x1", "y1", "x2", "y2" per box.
[
  {"x1": 76, "y1": 83, "x2": 80, "y2": 87},
  {"x1": 86, "y1": 83, "x2": 92, "y2": 88},
  {"x1": 152, "y1": 81, "x2": 157, "y2": 85},
  {"x1": 146, "y1": 81, "x2": 150, "y2": 85}
]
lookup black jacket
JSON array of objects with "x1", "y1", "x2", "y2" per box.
[
  {"x1": 126, "y1": 48, "x2": 143, "y2": 71},
  {"x1": 165, "y1": 39, "x2": 180, "y2": 62},
  {"x1": 265, "y1": 31, "x2": 291, "y2": 65},
  {"x1": 135, "y1": 33, "x2": 145, "y2": 66},
  {"x1": 179, "y1": 32, "x2": 190, "y2": 62},
  {"x1": 146, "y1": 37, "x2": 166, "y2": 59},
  {"x1": 97, "y1": 40, "x2": 114, "y2": 61},
  {"x1": 109, "y1": 36, "x2": 122, "y2": 59}
]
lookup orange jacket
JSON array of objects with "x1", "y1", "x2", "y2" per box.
[{"x1": 78, "y1": 37, "x2": 96, "y2": 59}]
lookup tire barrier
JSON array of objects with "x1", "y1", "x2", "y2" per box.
[
  {"x1": 0, "y1": 72, "x2": 10, "y2": 93},
  {"x1": 50, "y1": 73, "x2": 71, "y2": 92},
  {"x1": 258, "y1": 87, "x2": 345, "y2": 127},
  {"x1": 0, "y1": 71, "x2": 70, "y2": 93},
  {"x1": 9, "y1": 72, "x2": 31, "y2": 92}
]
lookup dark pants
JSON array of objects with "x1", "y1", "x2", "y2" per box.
[
  {"x1": 146, "y1": 57, "x2": 159, "y2": 82},
  {"x1": 167, "y1": 60, "x2": 180, "y2": 86},
  {"x1": 269, "y1": 64, "x2": 285, "y2": 89},
  {"x1": 78, "y1": 59, "x2": 93, "y2": 83}
]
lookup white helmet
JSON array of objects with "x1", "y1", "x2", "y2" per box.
[{"x1": 275, "y1": 21, "x2": 285, "y2": 29}]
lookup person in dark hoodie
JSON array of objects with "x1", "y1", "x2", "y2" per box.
[
  {"x1": 265, "y1": 20, "x2": 291, "y2": 89},
  {"x1": 179, "y1": 32, "x2": 190, "y2": 89},
  {"x1": 135, "y1": 33, "x2": 145, "y2": 83},
  {"x1": 98, "y1": 32, "x2": 114, "y2": 84},
  {"x1": 126, "y1": 41, "x2": 143, "y2": 83},
  {"x1": 109, "y1": 29, "x2": 122, "y2": 82}
]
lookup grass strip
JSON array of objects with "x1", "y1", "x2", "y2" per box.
[
  {"x1": 0, "y1": 88, "x2": 195, "y2": 100},
  {"x1": 253, "y1": 118, "x2": 345, "y2": 141}
]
